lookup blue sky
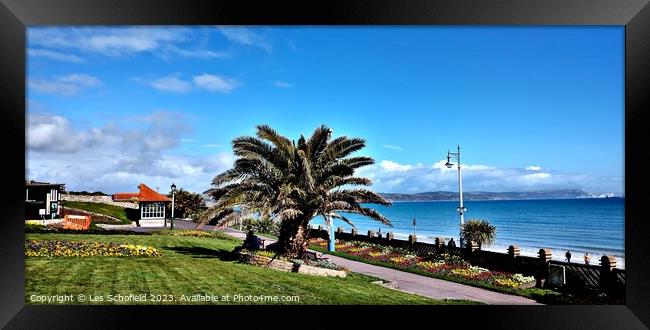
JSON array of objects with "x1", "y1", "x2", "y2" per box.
[{"x1": 26, "y1": 26, "x2": 624, "y2": 195}]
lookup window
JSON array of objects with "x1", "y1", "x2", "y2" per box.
[{"x1": 141, "y1": 202, "x2": 165, "y2": 219}]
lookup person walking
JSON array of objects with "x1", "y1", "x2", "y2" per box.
[
  {"x1": 565, "y1": 250, "x2": 572, "y2": 263},
  {"x1": 584, "y1": 252, "x2": 591, "y2": 265}
]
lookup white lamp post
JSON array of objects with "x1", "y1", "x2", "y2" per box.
[
  {"x1": 170, "y1": 183, "x2": 177, "y2": 230},
  {"x1": 445, "y1": 145, "x2": 467, "y2": 248}
]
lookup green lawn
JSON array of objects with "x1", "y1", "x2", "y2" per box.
[
  {"x1": 61, "y1": 201, "x2": 136, "y2": 224},
  {"x1": 25, "y1": 233, "x2": 479, "y2": 305}
]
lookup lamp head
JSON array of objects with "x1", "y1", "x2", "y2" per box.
[
  {"x1": 170, "y1": 183, "x2": 177, "y2": 193},
  {"x1": 445, "y1": 153, "x2": 453, "y2": 168}
]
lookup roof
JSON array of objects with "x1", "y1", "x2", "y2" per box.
[
  {"x1": 137, "y1": 183, "x2": 172, "y2": 202},
  {"x1": 112, "y1": 183, "x2": 171, "y2": 203},
  {"x1": 25, "y1": 180, "x2": 65, "y2": 188},
  {"x1": 112, "y1": 193, "x2": 139, "y2": 201}
]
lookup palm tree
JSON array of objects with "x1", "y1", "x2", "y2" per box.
[
  {"x1": 461, "y1": 219, "x2": 496, "y2": 249},
  {"x1": 201, "y1": 124, "x2": 392, "y2": 257}
]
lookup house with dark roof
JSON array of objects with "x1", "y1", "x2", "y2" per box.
[
  {"x1": 25, "y1": 180, "x2": 65, "y2": 220},
  {"x1": 112, "y1": 183, "x2": 171, "y2": 227}
]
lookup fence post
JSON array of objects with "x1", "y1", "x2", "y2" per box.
[
  {"x1": 466, "y1": 241, "x2": 479, "y2": 252},
  {"x1": 508, "y1": 245, "x2": 521, "y2": 258},
  {"x1": 600, "y1": 256, "x2": 617, "y2": 293},
  {"x1": 386, "y1": 232, "x2": 394, "y2": 241},
  {"x1": 408, "y1": 234, "x2": 417, "y2": 244},
  {"x1": 435, "y1": 237, "x2": 445, "y2": 249},
  {"x1": 351, "y1": 228, "x2": 357, "y2": 237},
  {"x1": 336, "y1": 227, "x2": 343, "y2": 240},
  {"x1": 537, "y1": 248, "x2": 552, "y2": 288}
]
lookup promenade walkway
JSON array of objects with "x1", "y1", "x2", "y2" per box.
[{"x1": 154, "y1": 220, "x2": 541, "y2": 305}]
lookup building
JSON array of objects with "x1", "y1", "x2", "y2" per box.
[
  {"x1": 112, "y1": 183, "x2": 171, "y2": 227},
  {"x1": 25, "y1": 180, "x2": 65, "y2": 220}
]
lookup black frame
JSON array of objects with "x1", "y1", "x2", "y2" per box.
[{"x1": 1, "y1": 0, "x2": 649, "y2": 328}]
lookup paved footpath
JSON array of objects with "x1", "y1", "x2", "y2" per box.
[{"x1": 145, "y1": 220, "x2": 541, "y2": 305}]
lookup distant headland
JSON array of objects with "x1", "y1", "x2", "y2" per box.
[{"x1": 379, "y1": 189, "x2": 622, "y2": 202}]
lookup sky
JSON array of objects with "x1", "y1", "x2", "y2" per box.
[{"x1": 26, "y1": 26, "x2": 625, "y2": 196}]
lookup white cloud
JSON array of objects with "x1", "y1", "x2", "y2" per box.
[
  {"x1": 138, "y1": 73, "x2": 240, "y2": 94},
  {"x1": 356, "y1": 158, "x2": 617, "y2": 194},
  {"x1": 273, "y1": 81, "x2": 292, "y2": 88},
  {"x1": 193, "y1": 74, "x2": 239, "y2": 93},
  {"x1": 383, "y1": 145, "x2": 403, "y2": 151},
  {"x1": 28, "y1": 49, "x2": 84, "y2": 63},
  {"x1": 380, "y1": 160, "x2": 415, "y2": 172},
  {"x1": 164, "y1": 45, "x2": 228, "y2": 59},
  {"x1": 29, "y1": 79, "x2": 79, "y2": 96},
  {"x1": 149, "y1": 75, "x2": 192, "y2": 93},
  {"x1": 28, "y1": 27, "x2": 226, "y2": 60},
  {"x1": 520, "y1": 172, "x2": 552, "y2": 182},
  {"x1": 526, "y1": 165, "x2": 542, "y2": 171},
  {"x1": 25, "y1": 114, "x2": 103, "y2": 153},
  {"x1": 219, "y1": 27, "x2": 272, "y2": 52},
  {"x1": 57, "y1": 74, "x2": 101, "y2": 86},
  {"x1": 28, "y1": 74, "x2": 102, "y2": 96},
  {"x1": 26, "y1": 111, "x2": 235, "y2": 194}
]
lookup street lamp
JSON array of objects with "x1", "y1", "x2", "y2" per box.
[
  {"x1": 170, "y1": 183, "x2": 177, "y2": 230},
  {"x1": 445, "y1": 145, "x2": 467, "y2": 248},
  {"x1": 326, "y1": 128, "x2": 336, "y2": 252}
]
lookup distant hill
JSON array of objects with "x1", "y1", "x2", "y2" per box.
[{"x1": 380, "y1": 189, "x2": 598, "y2": 202}]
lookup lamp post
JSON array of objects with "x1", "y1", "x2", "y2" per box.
[
  {"x1": 323, "y1": 127, "x2": 337, "y2": 252},
  {"x1": 445, "y1": 145, "x2": 467, "y2": 248},
  {"x1": 170, "y1": 183, "x2": 176, "y2": 230}
]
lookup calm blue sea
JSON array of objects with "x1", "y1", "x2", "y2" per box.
[{"x1": 310, "y1": 198, "x2": 625, "y2": 267}]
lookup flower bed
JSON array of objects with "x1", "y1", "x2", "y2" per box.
[
  {"x1": 309, "y1": 238, "x2": 535, "y2": 289},
  {"x1": 25, "y1": 240, "x2": 163, "y2": 257}
]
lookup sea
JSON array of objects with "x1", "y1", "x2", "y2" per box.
[{"x1": 310, "y1": 198, "x2": 625, "y2": 269}]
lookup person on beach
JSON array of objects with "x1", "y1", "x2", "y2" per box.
[
  {"x1": 448, "y1": 238, "x2": 456, "y2": 248},
  {"x1": 584, "y1": 252, "x2": 590, "y2": 265},
  {"x1": 566, "y1": 250, "x2": 572, "y2": 263}
]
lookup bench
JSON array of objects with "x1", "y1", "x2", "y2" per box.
[
  {"x1": 304, "y1": 250, "x2": 331, "y2": 262},
  {"x1": 243, "y1": 234, "x2": 265, "y2": 250},
  {"x1": 61, "y1": 215, "x2": 91, "y2": 230}
]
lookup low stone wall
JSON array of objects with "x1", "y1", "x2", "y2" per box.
[
  {"x1": 61, "y1": 194, "x2": 139, "y2": 209},
  {"x1": 239, "y1": 252, "x2": 346, "y2": 278},
  {"x1": 139, "y1": 219, "x2": 166, "y2": 227}
]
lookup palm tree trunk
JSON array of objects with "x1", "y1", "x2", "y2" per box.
[{"x1": 276, "y1": 217, "x2": 311, "y2": 258}]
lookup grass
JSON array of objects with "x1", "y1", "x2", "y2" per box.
[
  {"x1": 25, "y1": 233, "x2": 479, "y2": 305},
  {"x1": 61, "y1": 201, "x2": 137, "y2": 224},
  {"x1": 309, "y1": 245, "x2": 562, "y2": 304}
]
